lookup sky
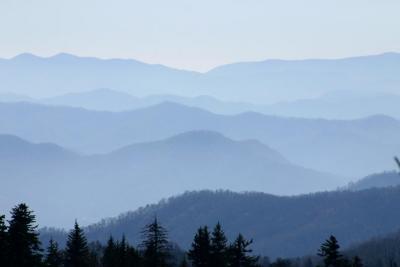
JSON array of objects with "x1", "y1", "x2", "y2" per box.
[{"x1": 0, "y1": 0, "x2": 399, "y2": 71}]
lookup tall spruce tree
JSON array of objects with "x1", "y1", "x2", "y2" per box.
[
  {"x1": 102, "y1": 236, "x2": 117, "y2": 267},
  {"x1": 7, "y1": 203, "x2": 42, "y2": 267},
  {"x1": 0, "y1": 214, "x2": 8, "y2": 267},
  {"x1": 228, "y1": 234, "x2": 259, "y2": 267},
  {"x1": 210, "y1": 222, "x2": 228, "y2": 267},
  {"x1": 44, "y1": 238, "x2": 63, "y2": 267},
  {"x1": 188, "y1": 226, "x2": 212, "y2": 267},
  {"x1": 65, "y1": 221, "x2": 90, "y2": 267},
  {"x1": 141, "y1": 218, "x2": 171, "y2": 267},
  {"x1": 117, "y1": 235, "x2": 128, "y2": 267},
  {"x1": 318, "y1": 235, "x2": 343, "y2": 267}
]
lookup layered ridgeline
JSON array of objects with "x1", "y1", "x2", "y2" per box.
[
  {"x1": 40, "y1": 187, "x2": 400, "y2": 260},
  {"x1": 3, "y1": 89, "x2": 400, "y2": 120},
  {"x1": 1, "y1": 52, "x2": 400, "y2": 103},
  {"x1": 0, "y1": 133, "x2": 338, "y2": 227},
  {"x1": 0, "y1": 101, "x2": 399, "y2": 177}
]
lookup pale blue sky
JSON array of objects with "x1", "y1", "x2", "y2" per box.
[{"x1": 0, "y1": 0, "x2": 399, "y2": 71}]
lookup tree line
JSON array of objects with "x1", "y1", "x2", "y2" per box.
[{"x1": 0, "y1": 203, "x2": 366, "y2": 267}]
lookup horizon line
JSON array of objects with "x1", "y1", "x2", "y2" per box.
[{"x1": 2, "y1": 51, "x2": 399, "y2": 74}]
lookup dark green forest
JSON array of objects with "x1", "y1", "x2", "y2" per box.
[
  {"x1": 0, "y1": 203, "x2": 394, "y2": 267},
  {"x1": 40, "y1": 186, "x2": 400, "y2": 259}
]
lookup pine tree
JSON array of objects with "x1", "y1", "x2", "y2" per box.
[
  {"x1": 228, "y1": 233, "x2": 259, "y2": 267},
  {"x1": 102, "y1": 236, "x2": 117, "y2": 267},
  {"x1": 88, "y1": 242, "x2": 102, "y2": 267},
  {"x1": 117, "y1": 235, "x2": 128, "y2": 267},
  {"x1": 126, "y1": 244, "x2": 142, "y2": 267},
  {"x1": 351, "y1": 256, "x2": 363, "y2": 267},
  {"x1": 7, "y1": 203, "x2": 42, "y2": 267},
  {"x1": 141, "y1": 218, "x2": 171, "y2": 267},
  {"x1": 0, "y1": 214, "x2": 8, "y2": 267},
  {"x1": 179, "y1": 256, "x2": 189, "y2": 267},
  {"x1": 318, "y1": 235, "x2": 343, "y2": 267},
  {"x1": 44, "y1": 238, "x2": 63, "y2": 267},
  {"x1": 188, "y1": 226, "x2": 212, "y2": 267},
  {"x1": 65, "y1": 221, "x2": 90, "y2": 267},
  {"x1": 210, "y1": 222, "x2": 228, "y2": 267}
]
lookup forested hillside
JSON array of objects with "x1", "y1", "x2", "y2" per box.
[
  {"x1": 347, "y1": 171, "x2": 400, "y2": 190},
  {"x1": 38, "y1": 187, "x2": 400, "y2": 259}
]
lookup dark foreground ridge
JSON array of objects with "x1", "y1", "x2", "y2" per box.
[{"x1": 40, "y1": 187, "x2": 400, "y2": 259}]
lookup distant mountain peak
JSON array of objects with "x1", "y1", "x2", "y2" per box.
[
  {"x1": 11, "y1": 53, "x2": 41, "y2": 61},
  {"x1": 361, "y1": 114, "x2": 399, "y2": 124},
  {"x1": 50, "y1": 52, "x2": 78, "y2": 60}
]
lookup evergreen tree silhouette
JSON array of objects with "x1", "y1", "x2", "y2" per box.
[
  {"x1": 102, "y1": 236, "x2": 117, "y2": 267},
  {"x1": 270, "y1": 258, "x2": 292, "y2": 267},
  {"x1": 0, "y1": 214, "x2": 8, "y2": 267},
  {"x1": 125, "y1": 243, "x2": 142, "y2": 267},
  {"x1": 318, "y1": 235, "x2": 343, "y2": 267},
  {"x1": 351, "y1": 256, "x2": 363, "y2": 267},
  {"x1": 117, "y1": 235, "x2": 128, "y2": 267},
  {"x1": 88, "y1": 242, "x2": 102, "y2": 267},
  {"x1": 228, "y1": 233, "x2": 259, "y2": 267},
  {"x1": 179, "y1": 256, "x2": 189, "y2": 267},
  {"x1": 210, "y1": 222, "x2": 228, "y2": 267},
  {"x1": 141, "y1": 218, "x2": 171, "y2": 267},
  {"x1": 44, "y1": 238, "x2": 63, "y2": 267},
  {"x1": 65, "y1": 221, "x2": 90, "y2": 267},
  {"x1": 188, "y1": 226, "x2": 212, "y2": 267},
  {"x1": 7, "y1": 203, "x2": 42, "y2": 267}
]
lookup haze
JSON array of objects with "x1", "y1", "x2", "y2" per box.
[{"x1": 0, "y1": 0, "x2": 399, "y2": 71}]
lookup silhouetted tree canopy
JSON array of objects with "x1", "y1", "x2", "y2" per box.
[
  {"x1": 65, "y1": 221, "x2": 90, "y2": 267},
  {"x1": 7, "y1": 203, "x2": 42, "y2": 267},
  {"x1": 141, "y1": 218, "x2": 171, "y2": 267}
]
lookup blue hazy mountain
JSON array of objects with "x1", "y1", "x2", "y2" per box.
[
  {"x1": 0, "y1": 92, "x2": 33, "y2": 102},
  {"x1": 41, "y1": 88, "x2": 143, "y2": 111},
  {"x1": 3, "y1": 88, "x2": 399, "y2": 119},
  {"x1": 263, "y1": 91, "x2": 400, "y2": 119},
  {"x1": 0, "y1": 101, "x2": 398, "y2": 177},
  {"x1": 0, "y1": 132, "x2": 339, "y2": 227},
  {"x1": 1, "y1": 52, "x2": 400, "y2": 103}
]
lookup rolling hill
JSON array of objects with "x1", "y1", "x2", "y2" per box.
[
  {"x1": 346, "y1": 171, "x2": 400, "y2": 191},
  {"x1": 0, "y1": 101, "x2": 398, "y2": 177},
  {"x1": 0, "y1": 132, "x2": 338, "y2": 227}
]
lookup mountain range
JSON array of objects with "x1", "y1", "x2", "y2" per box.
[
  {"x1": 0, "y1": 101, "x2": 398, "y2": 177},
  {"x1": 0, "y1": 132, "x2": 338, "y2": 227},
  {"x1": 1, "y1": 52, "x2": 400, "y2": 103},
  {"x1": 2, "y1": 88, "x2": 400, "y2": 120}
]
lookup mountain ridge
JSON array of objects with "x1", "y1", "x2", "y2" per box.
[
  {"x1": 0, "y1": 132, "x2": 339, "y2": 227},
  {"x1": 0, "y1": 101, "x2": 398, "y2": 177},
  {"x1": 1, "y1": 52, "x2": 400, "y2": 102}
]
